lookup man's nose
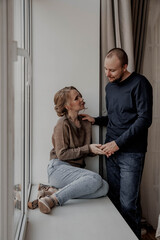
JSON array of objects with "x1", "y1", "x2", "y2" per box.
[{"x1": 106, "y1": 70, "x2": 111, "y2": 77}]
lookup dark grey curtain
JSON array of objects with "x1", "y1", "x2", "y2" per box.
[{"x1": 131, "y1": 0, "x2": 150, "y2": 73}]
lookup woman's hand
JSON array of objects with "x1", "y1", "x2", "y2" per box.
[
  {"x1": 100, "y1": 141, "x2": 119, "y2": 157},
  {"x1": 80, "y1": 114, "x2": 95, "y2": 124},
  {"x1": 89, "y1": 144, "x2": 105, "y2": 155}
]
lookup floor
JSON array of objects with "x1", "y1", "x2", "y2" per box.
[
  {"x1": 25, "y1": 185, "x2": 138, "y2": 240},
  {"x1": 141, "y1": 223, "x2": 156, "y2": 240},
  {"x1": 142, "y1": 231, "x2": 156, "y2": 240}
]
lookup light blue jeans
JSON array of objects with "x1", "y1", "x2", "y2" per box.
[{"x1": 47, "y1": 159, "x2": 109, "y2": 206}]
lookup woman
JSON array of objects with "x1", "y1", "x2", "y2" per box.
[{"x1": 38, "y1": 86, "x2": 109, "y2": 214}]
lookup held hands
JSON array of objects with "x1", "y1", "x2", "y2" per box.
[
  {"x1": 81, "y1": 113, "x2": 119, "y2": 157},
  {"x1": 89, "y1": 144, "x2": 106, "y2": 155},
  {"x1": 89, "y1": 141, "x2": 119, "y2": 156},
  {"x1": 80, "y1": 114, "x2": 95, "y2": 124},
  {"x1": 100, "y1": 141, "x2": 119, "y2": 158}
]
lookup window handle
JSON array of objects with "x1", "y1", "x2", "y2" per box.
[{"x1": 12, "y1": 41, "x2": 31, "y2": 86}]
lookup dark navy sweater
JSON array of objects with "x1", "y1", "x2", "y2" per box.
[{"x1": 95, "y1": 72, "x2": 153, "y2": 152}]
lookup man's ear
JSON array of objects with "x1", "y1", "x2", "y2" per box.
[{"x1": 123, "y1": 64, "x2": 128, "y2": 72}]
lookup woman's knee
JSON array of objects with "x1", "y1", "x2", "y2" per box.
[
  {"x1": 103, "y1": 180, "x2": 109, "y2": 196},
  {"x1": 87, "y1": 172, "x2": 103, "y2": 190},
  {"x1": 89, "y1": 171, "x2": 109, "y2": 196}
]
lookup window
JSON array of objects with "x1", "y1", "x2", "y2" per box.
[{"x1": 0, "y1": 0, "x2": 32, "y2": 239}]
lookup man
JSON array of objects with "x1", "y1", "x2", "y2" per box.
[{"x1": 82, "y1": 48, "x2": 153, "y2": 239}]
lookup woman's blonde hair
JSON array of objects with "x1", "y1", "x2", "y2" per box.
[{"x1": 54, "y1": 86, "x2": 81, "y2": 117}]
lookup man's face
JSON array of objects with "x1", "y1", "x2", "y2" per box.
[{"x1": 104, "y1": 55, "x2": 127, "y2": 83}]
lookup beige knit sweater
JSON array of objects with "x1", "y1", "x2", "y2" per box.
[{"x1": 50, "y1": 115, "x2": 93, "y2": 168}]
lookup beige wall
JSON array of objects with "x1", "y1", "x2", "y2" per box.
[{"x1": 32, "y1": 0, "x2": 100, "y2": 184}]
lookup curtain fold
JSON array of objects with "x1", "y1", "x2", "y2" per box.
[
  {"x1": 140, "y1": 0, "x2": 160, "y2": 229},
  {"x1": 99, "y1": 0, "x2": 134, "y2": 176},
  {"x1": 131, "y1": 0, "x2": 150, "y2": 73},
  {"x1": 100, "y1": 0, "x2": 135, "y2": 72}
]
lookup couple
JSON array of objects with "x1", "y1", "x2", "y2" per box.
[{"x1": 38, "y1": 48, "x2": 152, "y2": 240}]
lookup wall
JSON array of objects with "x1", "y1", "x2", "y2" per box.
[{"x1": 32, "y1": 0, "x2": 100, "y2": 184}]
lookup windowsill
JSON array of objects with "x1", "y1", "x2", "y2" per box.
[{"x1": 25, "y1": 184, "x2": 138, "y2": 240}]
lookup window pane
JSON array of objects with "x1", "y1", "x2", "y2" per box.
[
  {"x1": 13, "y1": 0, "x2": 24, "y2": 236},
  {"x1": 13, "y1": 55, "x2": 24, "y2": 235}
]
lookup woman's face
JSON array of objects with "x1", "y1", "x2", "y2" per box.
[{"x1": 67, "y1": 89, "x2": 85, "y2": 112}]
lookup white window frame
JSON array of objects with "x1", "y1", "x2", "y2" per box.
[
  {"x1": 0, "y1": 0, "x2": 32, "y2": 239},
  {"x1": 0, "y1": 0, "x2": 8, "y2": 239}
]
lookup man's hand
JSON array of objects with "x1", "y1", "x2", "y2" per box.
[
  {"x1": 89, "y1": 144, "x2": 106, "y2": 155},
  {"x1": 80, "y1": 114, "x2": 95, "y2": 124},
  {"x1": 100, "y1": 141, "x2": 119, "y2": 157}
]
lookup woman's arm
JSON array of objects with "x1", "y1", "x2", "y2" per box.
[
  {"x1": 52, "y1": 119, "x2": 104, "y2": 161},
  {"x1": 53, "y1": 121, "x2": 89, "y2": 161}
]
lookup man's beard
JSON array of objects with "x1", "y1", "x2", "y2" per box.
[
  {"x1": 114, "y1": 72, "x2": 125, "y2": 83},
  {"x1": 114, "y1": 76, "x2": 122, "y2": 83}
]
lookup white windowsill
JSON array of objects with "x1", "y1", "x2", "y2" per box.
[{"x1": 25, "y1": 185, "x2": 138, "y2": 240}]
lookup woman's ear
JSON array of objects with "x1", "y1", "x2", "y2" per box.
[{"x1": 65, "y1": 104, "x2": 69, "y2": 111}]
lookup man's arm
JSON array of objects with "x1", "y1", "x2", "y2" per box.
[{"x1": 81, "y1": 114, "x2": 108, "y2": 127}]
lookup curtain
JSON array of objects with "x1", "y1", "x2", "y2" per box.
[
  {"x1": 100, "y1": 0, "x2": 135, "y2": 72},
  {"x1": 131, "y1": 0, "x2": 150, "y2": 73},
  {"x1": 99, "y1": 0, "x2": 134, "y2": 176},
  {"x1": 140, "y1": 0, "x2": 160, "y2": 229},
  {"x1": 100, "y1": 0, "x2": 159, "y2": 230}
]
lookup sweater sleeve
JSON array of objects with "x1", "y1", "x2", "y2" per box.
[
  {"x1": 94, "y1": 116, "x2": 108, "y2": 126},
  {"x1": 52, "y1": 121, "x2": 90, "y2": 161},
  {"x1": 115, "y1": 78, "x2": 153, "y2": 148}
]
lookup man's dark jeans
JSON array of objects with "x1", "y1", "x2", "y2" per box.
[{"x1": 106, "y1": 152, "x2": 145, "y2": 239}]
